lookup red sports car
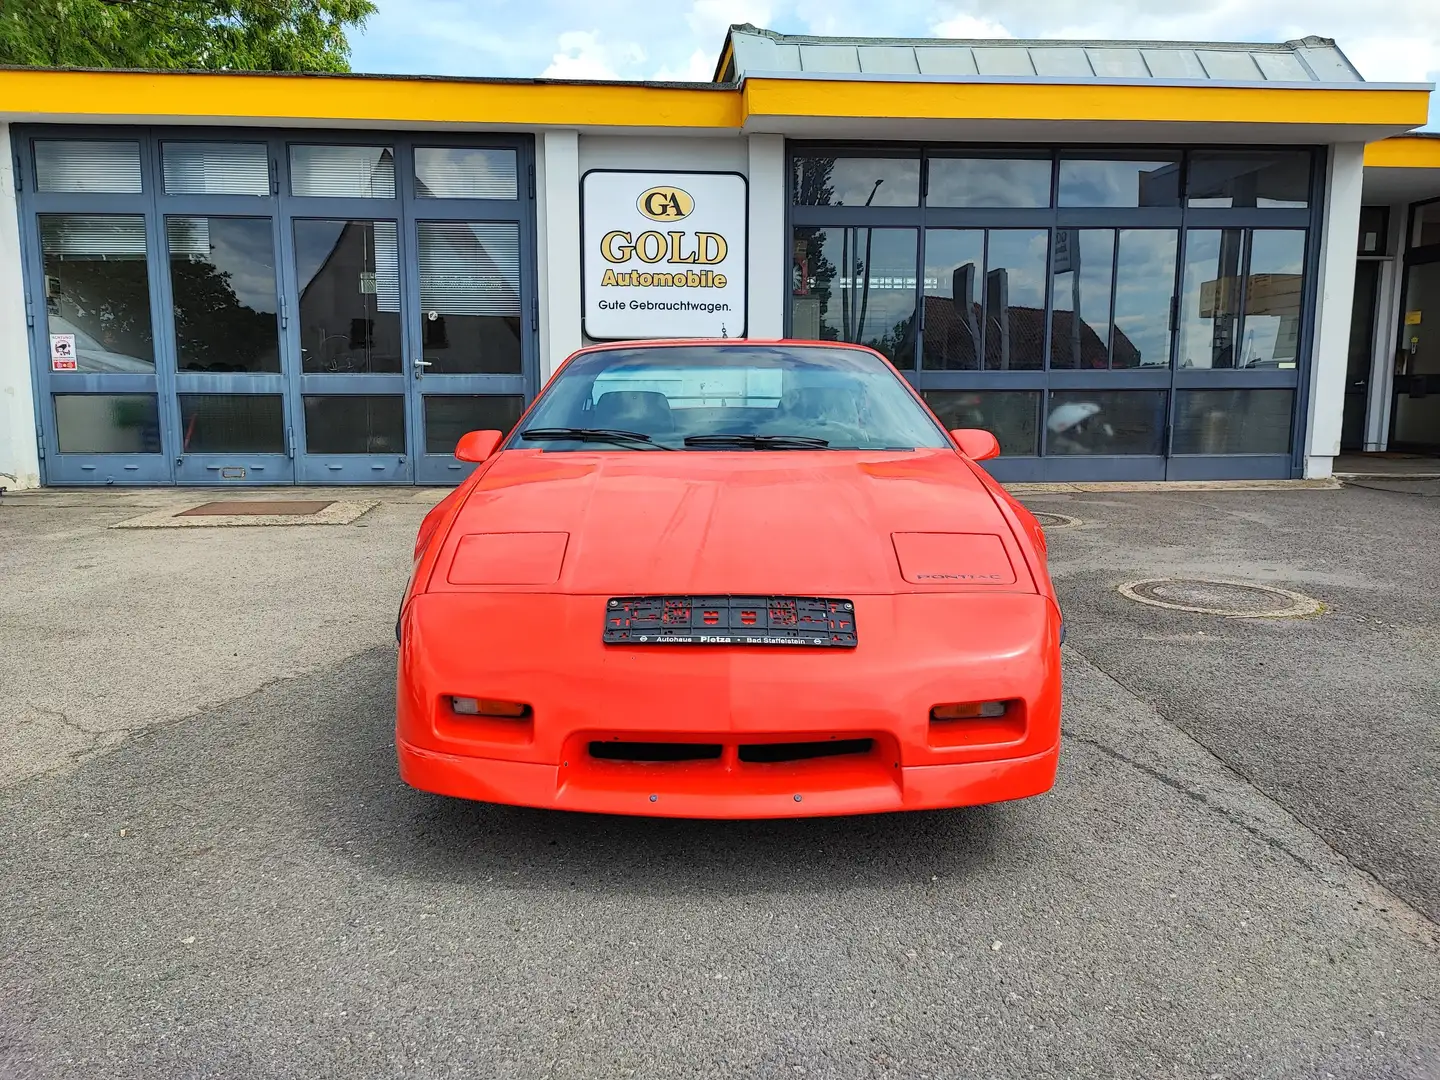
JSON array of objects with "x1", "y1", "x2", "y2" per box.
[{"x1": 397, "y1": 340, "x2": 1061, "y2": 818}]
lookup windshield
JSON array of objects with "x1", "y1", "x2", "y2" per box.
[{"x1": 510, "y1": 344, "x2": 951, "y2": 451}]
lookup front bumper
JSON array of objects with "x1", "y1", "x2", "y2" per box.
[{"x1": 396, "y1": 591, "x2": 1061, "y2": 819}]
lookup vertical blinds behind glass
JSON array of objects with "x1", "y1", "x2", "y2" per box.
[
  {"x1": 34, "y1": 140, "x2": 143, "y2": 194},
  {"x1": 289, "y1": 145, "x2": 397, "y2": 198},
  {"x1": 414, "y1": 148, "x2": 519, "y2": 199},
  {"x1": 163, "y1": 142, "x2": 270, "y2": 196},
  {"x1": 40, "y1": 214, "x2": 148, "y2": 258},
  {"x1": 418, "y1": 222, "x2": 521, "y2": 317},
  {"x1": 373, "y1": 221, "x2": 401, "y2": 313}
]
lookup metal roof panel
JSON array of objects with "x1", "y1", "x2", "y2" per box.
[
  {"x1": 973, "y1": 47, "x2": 1035, "y2": 77},
  {"x1": 1085, "y1": 48, "x2": 1152, "y2": 79},
  {"x1": 914, "y1": 47, "x2": 979, "y2": 77},
  {"x1": 857, "y1": 45, "x2": 921, "y2": 75},
  {"x1": 799, "y1": 44, "x2": 860, "y2": 73},
  {"x1": 1030, "y1": 47, "x2": 1095, "y2": 78},
  {"x1": 1196, "y1": 50, "x2": 1266, "y2": 81}
]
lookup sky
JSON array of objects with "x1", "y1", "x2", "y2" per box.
[{"x1": 346, "y1": 0, "x2": 1438, "y2": 127}]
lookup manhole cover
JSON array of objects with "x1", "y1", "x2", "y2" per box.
[
  {"x1": 177, "y1": 500, "x2": 335, "y2": 517},
  {"x1": 1118, "y1": 578, "x2": 1322, "y2": 618},
  {"x1": 1032, "y1": 511, "x2": 1082, "y2": 529}
]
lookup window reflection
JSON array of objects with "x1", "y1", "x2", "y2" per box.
[
  {"x1": 417, "y1": 221, "x2": 522, "y2": 374},
  {"x1": 303, "y1": 395, "x2": 405, "y2": 454},
  {"x1": 921, "y1": 230, "x2": 983, "y2": 370},
  {"x1": 927, "y1": 157, "x2": 1052, "y2": 208},
  {"x1": 1242, "y1": 231, "x2": 1305, "y2": 368},
  {"x1": 924, "y1": 390, "x2": 1040, "y2": 456},
  {"x1": 1058, "y1": 157, "x2": 1180, "y2": 207},
  {"x1": 1186, "y1": 151, "x2": 1310, "y2": 209},
  {"x1": 921, "y1": 230, "x2": 1048, "y2": 370},
  {"x1": 1050, "y1": 230, "x2": 1115, "y2": 369},
  {"x1": 178, "y1": 394, "x2": 285, "y2": 453},
  {"x1": 1047, "y1": 390, "x2": 1166, "y2": 455},
  {"x1": 294, "y1": 220, "x2": 403, "y2": 374},
  {"x1": 983, "y1": 230, "x2": 1049, "y2": 370},
  {"x1": 39, "y1": 214, "x2": 154, "y2": 373},
  {"x1": 791, "y1": 227, "x2": 918, "y2": 365},
  {"x1": 423, "y1": 395, "x2": 526, "y2": 455},
  {"x1": 791, "y1": 155, "x2": 919, "y2": 206},
  {"x1": 167, "y1": 217, "x2": 280, "y2": 373},
  {"x1": 1177, "y1": 229, "x2": 1243, "y2": 369},
  {"x1": 1112, "y1": 230, "x2": 1178, "y2": 368},
  {"x1": 1173, "y1": 389, "x2": 1293, "y2": 454}
]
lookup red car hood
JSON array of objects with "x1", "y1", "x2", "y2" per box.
[{"x1": 428, "y1": 448, "x2": 1034, "y2": 597}]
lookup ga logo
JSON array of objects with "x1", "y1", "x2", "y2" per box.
[{"x1": 637, "y1": 186, "x2": 694, "y2": 221}]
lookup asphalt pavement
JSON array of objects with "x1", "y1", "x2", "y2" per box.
[{"x1": 0, "y1": 481, "x2": 1436, "y2": 1079}]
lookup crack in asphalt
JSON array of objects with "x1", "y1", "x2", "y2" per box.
[{"x1": 1064, "y1": 643, "x2": 1440, "y2": 937}]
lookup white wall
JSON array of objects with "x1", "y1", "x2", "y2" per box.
[
  {"x1": 746, "y1": 134, "x2": 786, "y2": 339},
  {"x1": 0, "y1": 123, "x2": 40, "y2": 490},
  {"x1": 1304, "y1": 142, "x2": 1365, "y2": 478},
  {"x1": 536, "y1": 129, "x2": 580, "y2": 383}
]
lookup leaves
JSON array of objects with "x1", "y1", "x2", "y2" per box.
[{"x1": 0, "y1": 0, "x2": 378, "y2": 72}]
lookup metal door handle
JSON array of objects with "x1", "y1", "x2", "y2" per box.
[{"x1": 414, "y1": 358, "x2": 433, "y2": 368}]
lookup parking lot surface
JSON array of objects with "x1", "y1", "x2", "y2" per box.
[{"x1": 0, "y1": 481, "x2": 1436, "y2": 1079}]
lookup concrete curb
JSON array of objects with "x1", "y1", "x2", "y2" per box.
[{"x1": 1006, "y1": 478, "x2": 1342, "y2": 494}]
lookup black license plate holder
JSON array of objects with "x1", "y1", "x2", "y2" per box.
[{"x1": 603, "y1": 595, "x2": 857, "y2": 647}]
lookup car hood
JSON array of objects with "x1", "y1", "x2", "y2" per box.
[{"x1": 430, "y1": 448, "x2": 1034, "y2": 596}]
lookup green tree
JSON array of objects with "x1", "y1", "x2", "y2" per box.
[{"x1": 0, "y1": 0, "x2": 376, "y2": 72}]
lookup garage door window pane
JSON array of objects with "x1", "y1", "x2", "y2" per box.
[
  {"x1": 424, "y1": 395, "x2": 526, "y2": 455},
  {"x1": 1112, "y1": 230, "x2": 1178, "y2": 369},
  {"x1": 1058, "y1": 156, "x2": 1180, "y2": 207},
  {"x1": 39, "y1": 214, "x2": 154, "y2": 373},
  {"x1": 414, "y1": 148, "x2": 518, "y2": 199},
  {"x1": 303, "y1": 395, "x2": 405, "y2": 454},
  {"x1": 35, "y1": 140, "x2": 142, "y2": 193},
  {"x1": 790, "y1": 227, "x2": 918, "y2": 365},
  {"x1": 293, "y1": 220, "x2": 402, "y2": 373},
  {"x1": 179, "y1": 395, "x2": 285, "y2": 454},
  {"x1": 1186, "y1": 151, "x2": 1310, "y2": 209},
  {"x1": 928, "y1": 157, "x2": 1052, "y2": 208},
  {"x1": 418, "y1": 221, "x2": 522, "y2": 374},
  {"x1": 924, "y1": 390, "x2": 1040, "y2": 456},
  {"x1": 1177, "y1": 229, "x2": 1242, "y2": 369},
  {"x1": 792, "y1": 154, "x2": 919, "y2": 206},
  {"x1": 984, "y1": 230, "x2": 1049, "y2": 371},
  {"x1": 921, "y1": 229, "x2": 984, "y2": 370},
  {"x1": 54, "y1": 394, "x2": 160, "y2": 454},
  {"x1": 168, "y1": 217, "x2": 280, "y2": 373},
  {"x1": 1047, "y1": 390, "x2": 1166, "y2": 455},
  {"x1": 1051, "y1": 230, "x2": 1115, "y2": 369},
  {"x1": 1241, "y1": 231, "x2": 1306, "y2": 369},
  {"x1": 1173, "y1": 389, "x2": 1294, "y2": 455},
  {"x1": 290, "y1": 145, "x2": 396, "y2": 198}
]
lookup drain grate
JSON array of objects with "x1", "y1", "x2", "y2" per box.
[
  {"x1": 177, "y1": 500, "x2": 335, "y2": 517},
  {"x1": 1118, "y1": 578, "x2": 1322, "y2": 619},
  {"x1": 1032, "y1": 511, "x2": 1082, "y2": 530}
]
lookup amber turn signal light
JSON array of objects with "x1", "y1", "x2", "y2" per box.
[
  {"x1": 450, "y1": 696, "x2": 531, "y2": 719},
  {"x1": 931, "y1": 701, "x2": 1009, "y2": 721}
]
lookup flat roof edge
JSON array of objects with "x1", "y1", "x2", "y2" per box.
[{"x1": 739, "y1": 70, "x2": 1435, "y2": 93}]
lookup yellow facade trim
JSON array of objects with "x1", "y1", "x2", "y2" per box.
[
  {"x1": 743, "y1": 77, "x2": 1432, "y2": 127},
  {"x1": 0, "y1": 69, "x2": 743, "y2": 129},
  {"x1": 1364, "y1": 136, "x2": 1440, "y2": 169},
  {"x1": 0, "y1": 67, "x2": 1428, "y2": 132}
]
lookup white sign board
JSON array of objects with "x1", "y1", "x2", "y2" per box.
[
  {"x1": 582, "y1": 170, "x2": 747, "y2": 339},
  {"x1": 50, "y1": 333, "x2": 77, "y2": 371}
]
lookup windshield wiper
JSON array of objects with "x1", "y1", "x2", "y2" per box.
[
  {"x1": 683, "y1": 433, "x2": 831, "y2": 450},
  {"x1": 519, "y1": 427, "x2": 675, "y2": 450}
]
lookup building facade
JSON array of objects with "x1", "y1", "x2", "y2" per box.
[{"x1": 0, "y1": 26, "x2": 1434, "y2": 488}]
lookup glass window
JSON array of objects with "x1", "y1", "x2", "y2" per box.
[
  {"x1": 513, "y1": 344, "x2": 950, "y2": 451},
  {"x1": 289, "y1": 145, "x2": 396, "y2": 198},
  {"x1": 921, "y1": 229, "x2": 983, "y2": 370},
  {"x1": 414, "y1": 148, "x2": 518, "y2": 199},
  {"x1": 293, "y1": 219, "x2": 403, "y2": 374},
  {"x1": 983, "y1": 230, "x2": 1049, "y2": 370},
  {"x1": 1186, "y1": 151, "x2": 1310, "y2": 209},
  {"x1": 162, "y1": 142, "x2": 270, "y2": 196},
  {"x1": 34, "y1": 140, "x2": 142, "y2": 194},
  {"x1": 1172, "y1": 389, "x2": 1294, "y2": 455},
  {"x1": 791, "y1": 227, "x2": 918, "y2": 365},
  {"x1": 178, "y1": 394, "x2": 286, "y2": 453},
  {"x1": 166, "y1": 217, "x2": 280, "y2": 373},
  {"x1": 1047, "y1": 390, "x2": 1166, "y2": 455},
  {"x1": 1058, "y1": 156, "x2": 1180, "y2": 207},
  {"x1": 928, "y1": 156, "x2": 1052, "y2": 208},
  {"x1": 39, "y1": 214, "x2": 154, "y2": 373},
  {"x1": 424, "y1": 395, "x2": 526, "y2": 455},
  {"x1": 1241, "y1": 231, "x2": 1306, "y2": 369},
  {"x1": 1358, "y1": 206, "x2": 1389, "y2": 256},
  {"x1": 1410, "y1": 201, "x2": 1440, "y2": 249},
  {"x1": 792, "y1": 154, "x2": 919, "y2": 206},
  {"x1": 54, "y1": 394, "x2": 160, "y2": 454},
  {"x1": 1051, "y1": 230, "x2": 1115, "y2": 369},
  {"x1": 303, "y1": 395, "x2": 406, "y2": 454},
  {"x1": 1112, "y1": 230, "x2": 1178, "y2": 369},
  {"x1": 1177, "y1": 229, "x2": 1243, "y2": 369},
  {"x1": 418, "y1": 221, "x2": 522, "y2": 374},
  {"x1": 923, "y1": 390, "x2": 1040, "y2": 456}
]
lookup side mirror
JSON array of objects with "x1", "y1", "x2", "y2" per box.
[
  {"x1": 950, "y1": 428, "x2": 1001, "y2": 461},
  {"x1": 454, "y1": 430, "x2": 504, "y2": 463}
]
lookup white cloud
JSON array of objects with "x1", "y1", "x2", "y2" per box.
[
  {"x1": 652, "y1": 48, "x2": 718, "y2": 82},
  {"x1": 541, "y1": 30, "x2": 645, "y2": 80},
  {"x1": 932, "y1": 13, "x2": 1014, "y2": 39},
  {"x1": 686, "y1": 0, "x2": 774, "y2": 37}
]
